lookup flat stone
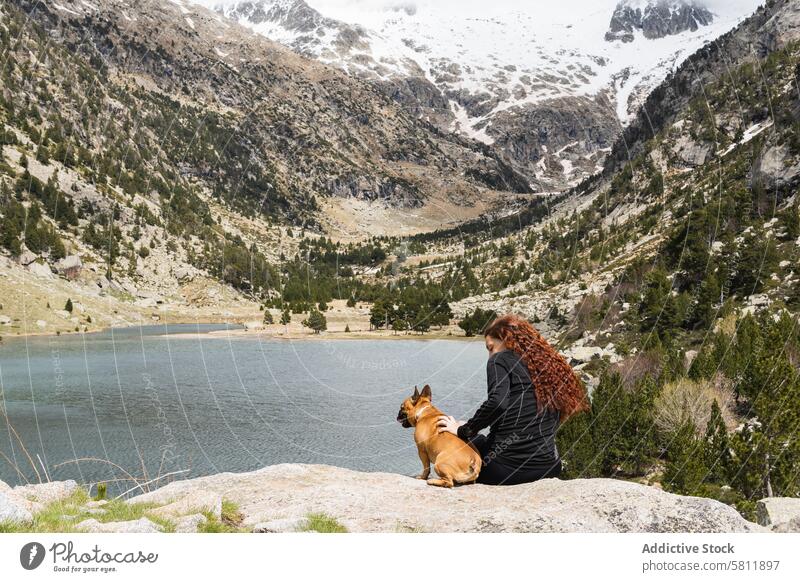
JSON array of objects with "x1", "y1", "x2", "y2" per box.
[{"x1": 77, "y1": 517, "x2": 162, "y2": 533}]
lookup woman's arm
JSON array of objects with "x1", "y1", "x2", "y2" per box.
[{"x1": 454, "y1": 355, "x2": 512, "y2": 441}]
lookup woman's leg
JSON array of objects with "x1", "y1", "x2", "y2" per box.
[{"x1": 477, "y1": 457, "x2": 561, "y2": 486}]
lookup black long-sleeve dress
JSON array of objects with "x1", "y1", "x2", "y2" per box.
[{"x1": 457, "y1": 349, "x2": 561, "y2": 485}]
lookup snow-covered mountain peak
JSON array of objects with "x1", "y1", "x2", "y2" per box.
[
  {"x1": 606, "y1": 0, "x2": 715, "y2": 43},
  {"x1": 194, "y1": 0, "x2": 762, "y2": 189}
]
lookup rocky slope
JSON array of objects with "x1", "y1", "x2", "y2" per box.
[
  {"x1": 1, "y1": 465, "x2": 769, "y2": 532},
  {"x1": 206, "y1": 0, "x2": 761, "y2": 189},
  {"x1": 7, "y1": 0, "x2": 530, "y2": 230}
]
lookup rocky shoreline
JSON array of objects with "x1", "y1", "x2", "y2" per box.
[{"x1": 4, "y1": 464, "x2": 798, "y2": 533}]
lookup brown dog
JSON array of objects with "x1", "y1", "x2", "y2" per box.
[{"x1": 396, "y1": 385, "x2": 481, "y2": 487}]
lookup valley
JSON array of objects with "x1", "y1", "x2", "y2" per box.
[{"x1": 2, "y1": 0, "x2": 800, "y2": 515}]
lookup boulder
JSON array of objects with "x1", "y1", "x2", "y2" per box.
[
  {"x1": 243, "y1": 321, "x2": 264, "y2": 331},
  {"x1": 55, "y1": 255, "x2": 82, "y2": 280},
  {"x1": 11, "y1": 480, "x2": 80, "y2": 513},
  {"x1": 175, "y1": 266, "x2": 195, "y2": 282},
  {"x1": 77, "y1": 517, "x2": 162, "y2": 533},
  {"x1": 17, "y1": 250, "x2": 37, "y2": 266},
  {"x1": 564, "y1": 346, "x2": 603, "y2": 363},
  {"x1": 124, "y1": 464, "x2": 764, "y2": 533},
  {"x1": 134, "y1": 297, "x2": 158, "y2": 308},
  {"x1": 0, "y1": 490, "x2": 33, "y2": 525},
  {"x1": 756, "y1": 497, "x2": 800, "y2": 532},
  {"x1": 27, "y1": 261, "x2": 53, "y2": 279},
  {"x1": 175, "y1": 513, "x2": 207, "y2": 533},
  {"x1": 0, "y1": 315, "x2": 11, "y2": 325}
]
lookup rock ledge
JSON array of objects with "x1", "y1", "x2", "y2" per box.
[{"x1": 128, "y1": 463, "x2": 764, "y2": 533}]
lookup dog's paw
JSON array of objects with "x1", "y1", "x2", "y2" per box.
[{"x1": 414, "y1": 474, "x2": 429, "y2": 480}]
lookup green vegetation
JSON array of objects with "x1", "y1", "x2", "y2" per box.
[
  {"x1": 558, "y1": 309, "x2": 800, "y2": 515},
  {"x1": 0, "y1": 491, "x2": 252, "y2": 534},
  {"x1": 302, "y1": 309, "x2": 327, "y2": 334},
  {"x1": 198, "y1": 500, "x2": 247, "y2": 533},
  {"x1": 0, "y1": 489, "x2": 175, "y2": 533},
  {"x1": 300, "y1": 513, "x2": 348, "y2": 533},
  {"x1": 458, "y1": 308, "x2": 498, "y2": 337}
]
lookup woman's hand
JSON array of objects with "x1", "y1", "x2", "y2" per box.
[{"x1": 436, "y1": 415, "x2": 465, "y2": 435}]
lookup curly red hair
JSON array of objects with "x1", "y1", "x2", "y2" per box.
[{"x1": 484, "y1": 314, "x2": 588, "y2": 421}]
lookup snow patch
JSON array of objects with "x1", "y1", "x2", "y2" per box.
[{"x1": 718, "y1": 120, "x2": 774, "y2": 157}]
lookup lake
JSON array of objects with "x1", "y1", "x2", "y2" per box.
[{"x1": 0, "y1": 325, "x2": 487, "y2": 494}]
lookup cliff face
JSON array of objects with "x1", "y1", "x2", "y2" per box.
[
  {"x1": 127, "y1": 463, "x2": 764, "y2": 533},
  {"x1": 606, "y1": 1, "x2": 715, "y2": 43}
]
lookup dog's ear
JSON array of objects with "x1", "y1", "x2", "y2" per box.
[
  {"x1": 412, "y1": 386, "x2": 420, "y2": 402},
  {"x1": 421, "y1": 385, "x2": 432, "y2": 400}
]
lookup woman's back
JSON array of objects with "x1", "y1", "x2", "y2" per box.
[{"x1": 486, "y1": 349, "x2": 560, "y2": 470}]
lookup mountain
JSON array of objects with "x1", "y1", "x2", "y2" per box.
[
  {"x1": 606, "y1": 0, "x2": 715, "y2": 42},
  {"x1": 3, "y1": 0, "x2": 534, "y2": 233},
  {"x1": 205, "y1": 0, "x2": 761, "y2": 189},
  {"x1": 416, "y1": 0, "x2": 800, "y2": 353},
  {"x1": 0, "y1": 0, "x2": 537, "y2": 335}
]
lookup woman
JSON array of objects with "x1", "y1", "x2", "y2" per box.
[{"x1": 437, "y1": 314, "x2": 587, "y2": 485}]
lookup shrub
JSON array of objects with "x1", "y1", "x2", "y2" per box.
[{"x1": 654, "y1": 375, "x2": 736, "y2": 436}]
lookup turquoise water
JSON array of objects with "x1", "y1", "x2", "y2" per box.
[{"x1": 0, "y1": 325, "x2": 487, "y2": 494}]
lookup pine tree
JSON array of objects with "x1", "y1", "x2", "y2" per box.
[
  {"x1": 302, "y1": 309, "x2": 327, "y2": 334},
  {"x1": 280, "y1": 309, "x2": 291, "y2": 327},
  {"x1": 64, "y1": 298, "x2": 73, "y2": 313},
  {"x1": 556, "y1": 406, "x2": 599, "y2": 478},
  {"x1": 691, "y1": 272, "x2": 721, "y2": 330},
  {"x1": 740, "y1": 313, "x2": 800, "y2": 497},
  {"x1": 263, "y1": 309, "x2": 274, "y2": 325},
  {"x1": 663, "y1": 421, "x2": 708, "y2": 495},
  {"x1": 704, "y1": 400, "x2": 733, "y2": 484},
  {"x1": 590, "y1": 373, "x2": 636, "y2": 476}
]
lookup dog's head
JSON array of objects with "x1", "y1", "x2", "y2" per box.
[{"x1": 396, "y1": 385, "x2": 432, "y2": 428}]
